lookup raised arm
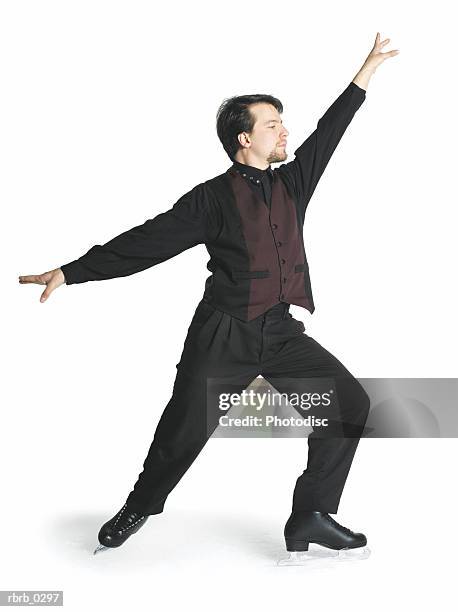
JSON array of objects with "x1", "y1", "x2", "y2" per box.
[
  {"x1": 282, "y1": 81, "x2": 366, "y2": 213},
  {"x1": 19, "y1": 182, "x2": 214, "y2": 301},
  {"x1": 278, "y1": 32, "x2": 399, "y2": 215}
]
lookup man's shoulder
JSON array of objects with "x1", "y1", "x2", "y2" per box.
[
  {"x1": 201, "y1": 168, "x2": 233, "y2": 200},
  {"x1": 204, "y1": 168, "x2": 231, "y2": 186},
  {"x1": 177, "y1": 169, "x2": 228, "y2": 201}
]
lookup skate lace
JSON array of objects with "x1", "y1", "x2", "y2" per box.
[
  {"x1": 325, "y1": 514, "x2": 355, "y2": 536},
  {"x1": 112, "y1": 503, "x2": 145, "y2": 532}
]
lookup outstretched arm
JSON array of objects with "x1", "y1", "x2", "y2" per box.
[
  {"x1": 19, "y1": 182, "x2": 213, "y2": 302},
  {"x1": 60, "y1": 183, "x2": 210, "y2": 284},
  {"x1": 278, "y1": 32, "x2": 399, "y2": 215}
]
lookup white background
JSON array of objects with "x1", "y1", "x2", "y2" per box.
[{"x1": 3, "y1": 0, "x2": 457, "y2": 609}]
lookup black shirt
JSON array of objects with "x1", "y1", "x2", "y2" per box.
[
  {"x1": 232, "y1": 160, "x2": 274, "y2": 208},
  {"x1": 60, "y1": 81, "x2": 366, "y2": 286}
]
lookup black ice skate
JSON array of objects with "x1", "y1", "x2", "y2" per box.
[
  {"x1": 279, "y1": 511, "x2": 370, "y2": 565},
  {"x1": 93, "y1": 503, "x2": 149, "y2": 554}
]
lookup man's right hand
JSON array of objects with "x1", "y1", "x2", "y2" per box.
[{"x1": 18, "y1": 268, "x2": 66, "y2": 303}]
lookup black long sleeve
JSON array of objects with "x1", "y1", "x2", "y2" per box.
[
  {"x1": 278, "y1": 81, "x2": 366, "y2": 213},
  {"x1": 60, "y1": 182, "x2": 212, "y2": 285}
]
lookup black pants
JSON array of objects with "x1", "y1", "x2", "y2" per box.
[{"x1": 125, "y1": 299, "x2": 370, "y2": 515}]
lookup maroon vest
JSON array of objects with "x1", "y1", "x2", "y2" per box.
[{"x1": 203, "y1": 167, "x2": 315, "y2": 321}]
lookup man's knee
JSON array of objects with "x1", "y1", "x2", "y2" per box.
[{"x1": 336, "y1": 375, "x2": 370, "y2": 434}]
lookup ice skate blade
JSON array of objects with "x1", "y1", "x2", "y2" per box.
[
  {"x1": 93, "y1": 544, "x2": 111, "y2": 555},
  {"x1": 278, "y1": 545, "x2": 371, "y2": 565}
]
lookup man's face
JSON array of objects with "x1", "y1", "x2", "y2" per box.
[{"x1": 240, "y1": 103, "x2": 289, "y2": 164}]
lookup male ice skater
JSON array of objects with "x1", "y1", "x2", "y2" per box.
[{"x1": 19, "y1": 33, "x2": 399, "y2": 555}]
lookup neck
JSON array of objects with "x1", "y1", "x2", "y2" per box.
[{"x1": 233, "y1": 154, "x2": 270, "y2": 171}]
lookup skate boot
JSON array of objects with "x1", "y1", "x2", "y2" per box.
[
  {"x1": 279, "y1": 511, "x2": 370, "y2": 565},
  {"x1": 93, "y1": 502, "x2": 149, "y2": 554},
  {"x1": 284, "y1": 510, "x2": 367, "y2": 551}
]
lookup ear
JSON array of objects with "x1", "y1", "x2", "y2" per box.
[{"x1": 238, "y1": 132, "x2": 251, "y2": 148}]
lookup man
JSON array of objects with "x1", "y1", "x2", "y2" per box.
[{"x1": 19, "y1": 33, "x2": 399, "y2": 555}]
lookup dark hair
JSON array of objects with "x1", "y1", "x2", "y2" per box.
[{"x1": 216, "y1": 94, "x2": 283, "y2": 161}]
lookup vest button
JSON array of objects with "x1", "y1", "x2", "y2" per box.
[
  {"x1": 280, "y1": 294, "x2": 285, "y2": 300},
  {"x1": 283, "y1": 277, "x2": 287, "y2": 283},
  {"x1": 272, "y1": 223, "x2": 278, "y2": 229},
  {"x1": 277, "y1": 241, "x2": 282, "y2": 247},
  {"x1": 281, "y1": 259, "x2": 286, "y2": 264}
]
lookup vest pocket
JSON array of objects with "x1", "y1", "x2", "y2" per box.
[
  {"x1": 294, "y1": 263, "x2": 308, "y2": 273},
  {"x1": 231, "y1": 269, "x2": 270, "y2": 281}
]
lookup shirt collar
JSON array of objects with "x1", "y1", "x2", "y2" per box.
[{"x1": 232, "y1": 159, "x2": 273, "y2": 181}]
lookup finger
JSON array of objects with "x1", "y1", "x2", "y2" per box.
[
  {"x1": 371, "y1": 32, "x2": 379, "y2": 50},
  {"x1": 18, "y1": 275, "x2": 33, "y2": 283},
  {"x1": 40, "y1": 274, "x2": 62, "y2": 302},
  {"x1": 383, "y1": 49, "x2": 400, "y2": 57},
  {"x1": 380, "y1": 38, "x2": 391, "y2": 46},
  {"x1": 18, "y1": 274, "x2": 46, "y2": 285},
  {"x1": 40, "y1": 285, "x2": 53, "y2": 303}
]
